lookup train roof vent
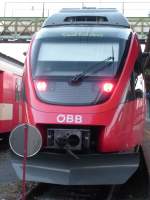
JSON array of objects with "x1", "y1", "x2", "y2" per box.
[
  {"x1": 42, "y1": 8, "x2": 130, "y2": 28},
  {"x1": 64, "y1": 16, "x2": 108, "y2": 23}
]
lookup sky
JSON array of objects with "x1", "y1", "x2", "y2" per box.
[
  {"x1": 0, "y1": 0, "x2": 150, "y2": 17},
  {"x1": 0, "y1": 0, "x2": 148, "y2": 62}
]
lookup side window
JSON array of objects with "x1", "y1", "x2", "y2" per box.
[
  {"x1": 134, "y1": 56, "x2": 143, "y2": 75},
  {"x1": 15, "y1": 78, "x2": 22, "y2": 101},
  {"x1": 133, "y1": 57, "x2": 144, "y2": 99},
  {"x1": 126, "y1": 55, "x2": 144, "y2": 101},
  {"x1": 126, "y1": 74, "x2": 135, "y2": 101}
]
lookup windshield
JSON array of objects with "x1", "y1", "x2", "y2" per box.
[
  {"x1": 31, "y1": 26, "x2": 130, "y2": 78},
  {"x1": 38, "y1": 42, "x2": 119, "y2": 62}
]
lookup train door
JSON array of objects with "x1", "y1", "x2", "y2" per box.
[{"x1": 13, "y1": 77, "x2": 22, "y2": 127}]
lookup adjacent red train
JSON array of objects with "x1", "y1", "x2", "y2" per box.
[
  {"x1": 10, "y1": 8, "x2": 147, "y2": 185},
  {"x1": 0, "y1": 53, "x2": 23, "y2": 135}
]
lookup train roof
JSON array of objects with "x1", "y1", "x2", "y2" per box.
[
  {"x1": 42, "y1": 8, "x2": 130, "y2": 28},
  {"x1": 0, "y1": 52, "x2": 23, "y2": 76}
]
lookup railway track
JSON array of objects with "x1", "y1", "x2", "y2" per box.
[
  {"x1": 17, "y1": 149, "x2": 150, "y2": 200},
  {"x1": 0, "y1": 135, "x2": 9, "y2": 150},
  {"x1": 23, "y1": 178, "x2": 149, "y2": 200},
  {"x1": 22, "y1": 184, "x2": 119, "y2": 200}
]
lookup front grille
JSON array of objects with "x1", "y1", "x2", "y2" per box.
[{"x1": 35, "y1": 80, "x2": 102, "y2": 105}]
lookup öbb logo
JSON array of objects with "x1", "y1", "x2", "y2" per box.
[{"x1": 56, "y1": 114, "x2": 83, "y2": 124}]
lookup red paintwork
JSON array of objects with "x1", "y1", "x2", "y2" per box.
[
  {"x1": 22, "y1": 32, "x2": 146, "y2": 152},
  {"x1": 0, "y1": 71, "x2": 22, "y2": 133}
]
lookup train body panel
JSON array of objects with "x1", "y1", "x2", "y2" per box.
[
  {"x1": 0, "y1": 54, "x2": 23, "y2": 134},
  {"x1": 22, "y1": 32, "x2": 145, "y2": 152},
  {"x1": 10, "y1": 8, "x2": 146, "y2": 185}
]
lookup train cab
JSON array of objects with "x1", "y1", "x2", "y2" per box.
[{"x1": 9, "y1": 8, "x2": 146, "y2": 185}]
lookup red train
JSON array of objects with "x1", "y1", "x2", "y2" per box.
[
  {"x1": 10, "y1": 8, "x2": 147, "y2": 185},
  {"x1": 0, "y1": 53, "x2": 23, "y2": 136}
]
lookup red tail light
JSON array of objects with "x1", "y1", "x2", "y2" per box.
[
  {"x1": 35, "y1": 81, "x2": 47, "y2": 92},
  {"x1": 103, "y1": 82, "x2": 114, "y2": 93}
]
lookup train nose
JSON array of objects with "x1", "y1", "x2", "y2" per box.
[{"x1": 9, "y1": 124, "x2": 42, "y2": 157}]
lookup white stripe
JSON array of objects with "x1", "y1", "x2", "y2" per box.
[
  {"x1": 0, "y1": 58, "x2": 23, "y2": 76},
  {"x1": 0, "y1": 103, "x2": 13, "y2": 120}
]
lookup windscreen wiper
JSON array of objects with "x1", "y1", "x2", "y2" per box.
[{"x1": 70, "y1": 56, "x2": 114, "y2": 83}]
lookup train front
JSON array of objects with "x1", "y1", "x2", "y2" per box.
[{"x1": 9, "y1": 10, "x2": 145, "y2": 185}]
